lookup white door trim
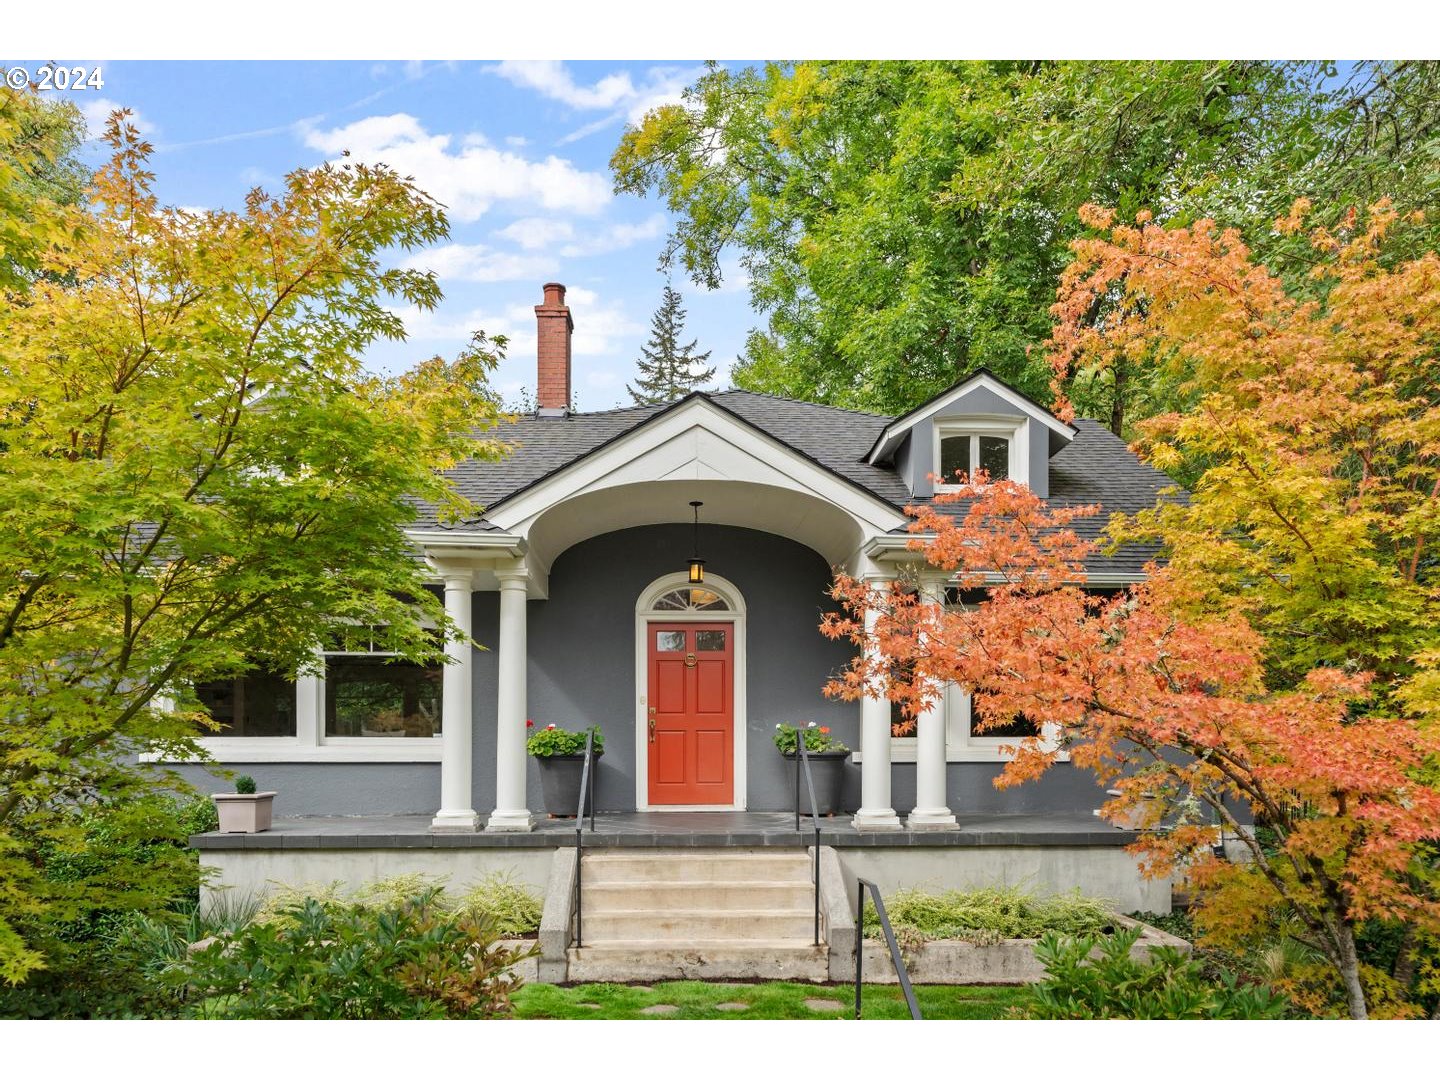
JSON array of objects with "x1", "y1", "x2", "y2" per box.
[{"x1": 634, "y1": 572, "x2": 747, "y2": 812}]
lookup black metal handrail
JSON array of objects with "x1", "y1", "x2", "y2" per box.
[
  {"x1": 571, "y1": 731, "x2": 597, "y2": 947},
  {"x1": 855, "y1": 878, "x2": 922, "y2": 1020},
  {"x1": 792, "y1": 741, "x2": 822, "y2": 946}
]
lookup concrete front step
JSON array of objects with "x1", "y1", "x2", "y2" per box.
[
  {"x1": 566, "y1": 941, "x2": 829, "y2": 982},
  {"x1": 581, "y1": 908, "x2": 819, "y2": 943},
  {"x1": 580, "y1": 849, "x2": 814, "y2": 885},
  {"x1": 583, "y1": 880, "x2": 815, "y2": 913}
]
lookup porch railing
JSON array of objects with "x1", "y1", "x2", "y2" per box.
[
  {"x1": 855, "y1": 877, "x2": 922, "y2": 1020},
  {"x1": 571, "y1": 730, "x2": 598, "y2": 947},
  {"x1": 792, "y1": 741, "x2": 823, "y2": 947}
]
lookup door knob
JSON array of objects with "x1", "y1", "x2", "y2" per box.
[{"x1": 648, "y1": 706, "x2": 656, "y2": 743}]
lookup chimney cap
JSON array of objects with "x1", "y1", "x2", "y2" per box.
[{"x1": 541, "y1": 282, "x2": 567, "y2": 306}]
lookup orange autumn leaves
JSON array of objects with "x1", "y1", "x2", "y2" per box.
[{"x1": 822, "y1": 201, "x2": 1440, "y2": 1014}]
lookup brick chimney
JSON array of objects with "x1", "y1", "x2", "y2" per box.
[{"x1": 534, "y1": 282, "x2": 572, "y2": 416}]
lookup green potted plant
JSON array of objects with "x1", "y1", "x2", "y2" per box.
[
  {"x1": 774, "y1": 722, "x2": 850, "y2": 815},
  {"x1": 526, "y1": 721, "x2": 603, "y2": 818},
  {"x1": 212, "y1": 774, "x2": 277, "y2": 833}
]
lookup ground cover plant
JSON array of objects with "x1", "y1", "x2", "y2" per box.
[
  {"x1": 181, "y1": 887, "x2": 536, "y2": 1019},
  {"x1": 1026, "y1": 927, "x2": 1288, "y2": 1019},
  {"x1": 512, "y1": 981, "x2": 1029, "y2": 1020},
  {"x1": 862, "y1": 886, "x2": 1112, "y2": 948}
]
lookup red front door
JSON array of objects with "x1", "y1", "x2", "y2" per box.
[{"x1": 647, "y1": 622, "x2": 734, "y2": 805}]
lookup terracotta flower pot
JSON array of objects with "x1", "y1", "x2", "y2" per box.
[{"x1": 212, "y1": 791, "x2": 277, "y2": 833}]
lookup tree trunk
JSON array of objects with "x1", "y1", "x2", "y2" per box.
[
  {"x1": 1109, "y1": 362, "x2": 1128, "y2": 437},
  {"x1": 1336, "y1": 921, "x2": 1369, "y2": 1020},
  {"x1": 1392, "y1": 923, "x2": 1418, "y2": 991}
]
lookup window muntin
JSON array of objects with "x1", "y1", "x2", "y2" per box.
[
  {"x1": 195, "y1": 671, "x2": 296, "y2": 737},
  {"x1": 651, "y1": 587, "x2": 730, "y2": 612}
]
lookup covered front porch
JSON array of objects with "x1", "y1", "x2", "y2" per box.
[{"x1": 193, "y1": 809, "x2": 1138, "y2": 849}]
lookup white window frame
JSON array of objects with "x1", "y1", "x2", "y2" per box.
[
  {"x1": 933, "y1": 415, "x2": 1028, "y2": 490},
  {"x1": 862, "y1": 684, "x2": 1067, "y2": 763},
  {"x1": 142, "y1": 625, "x2": 447, "y2": 763}
]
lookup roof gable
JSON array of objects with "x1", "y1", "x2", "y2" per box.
[{"x1": 866, "y1": 368, "x2": 1076, "y2": 465}]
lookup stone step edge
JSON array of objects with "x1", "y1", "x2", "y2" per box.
[
  {"x1": 580, "y1": 850, "x2": 814, "y2": 860},
  {"x1": 582, "y1": 880, "x2": 814, "y2": 891},
  {"x1": 569, "y1": 940, "x2": 827, "y2": 952}
]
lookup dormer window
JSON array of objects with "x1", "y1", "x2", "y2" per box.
[{"x1": 934, "y1": 417, "x2": 1026, "y2": 489}]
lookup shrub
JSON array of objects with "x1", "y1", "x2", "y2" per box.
[
  {"x1": 525, "y1": 722, "x2": 603, "y2": 757},
  {"x1": 454, "y1": 872, "x2": 543, "y2": 937},
  {"x1": 180, "y1": 888, "x2": 536, "y2": 1019},
  {"x1": 1025, "y1": 927, "x2": 1288, "y2": 1019},
  {"x1": 862, "y1": 886, "x2": 1112, "y2": 947},
  {"x1": 0, "y1": 794, "x2": 216, "y2": 1018},
  {"x1": 772, "y1": 722, "x2": 848, "y2": 755},
  {"x1": 233, "y1": 775, "x2": 257, "y2": 795}
]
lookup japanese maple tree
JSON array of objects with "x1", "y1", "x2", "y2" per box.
[{"x1": 824, "y1": 202, "x2": 1440, "y2": 1019}]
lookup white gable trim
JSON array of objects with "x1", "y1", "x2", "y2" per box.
[
  {"x1": 485, "y1": 396, "x2": 909, "y2": 539},
  {"x1": 867, "y1": 372, "x2": 1076, "y2": 464}
]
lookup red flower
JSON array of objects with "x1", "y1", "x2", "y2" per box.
[
  {"x1": 526, "y1": 719, "x2": 534, "y2": 727},
  {"x1": 546, "y1": 724, "x2": 556, "y2": 730},
  {"x1": 819, "y1": 726, "x2": 830, "y2": 734}
]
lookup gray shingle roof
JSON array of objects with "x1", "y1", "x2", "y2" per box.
[
  {"x1": 412, "y1": 394, "x2": 1180, "y2": 577},
  {"x1": 902, "y1": 418, "x2": 1181, "y2": 577}
]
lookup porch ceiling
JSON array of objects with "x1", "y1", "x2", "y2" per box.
[{"x1": 521, "y1": 479, "x2": 872, "y2": 571}]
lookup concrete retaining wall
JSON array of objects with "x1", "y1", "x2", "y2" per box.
[
  {"x1": 852, "y1": 914, "x2": 1190, "y2": 985},
  {"x1": 833, "y1": 846, "x2": 1171, "y2": 915},
  {"x1": 198, "y1": 847, "x2": 555, "y2": 914}
]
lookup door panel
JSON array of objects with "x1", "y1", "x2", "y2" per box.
[{"x1": 647, "y1": 622, "x2": 733, "y2": 805}]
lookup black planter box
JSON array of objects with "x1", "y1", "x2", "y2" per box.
[
  {"x1": 782, "y1": 750, "x2": 850, "y2": 816},
  {"x1": 536, "y1": 751, "x2": 602, "y2": 817}
]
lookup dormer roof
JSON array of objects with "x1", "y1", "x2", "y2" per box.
[{"x1": 865, "y1": 368, "x2": 1077, "y2": 465}]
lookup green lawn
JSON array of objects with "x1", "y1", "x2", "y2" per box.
[{"x1": 512, "y1": 981, "x2": 1029, "y2": 1019}]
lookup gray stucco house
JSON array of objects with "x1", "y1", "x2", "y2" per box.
[{"x1": 173, "y1": 281, "x2": 1173, "y2": 836}]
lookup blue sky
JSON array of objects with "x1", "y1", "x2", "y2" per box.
[{"x1": 41, "y1": 60, "x2": 755, "y2": 409}]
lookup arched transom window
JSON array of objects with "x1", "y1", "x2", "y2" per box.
[{"x1": 650, "y1": 587, "x2": 731, "y2": 612}]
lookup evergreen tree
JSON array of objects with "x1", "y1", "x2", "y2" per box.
[{"x1": 627, "y1": 285, "x2": 715, "y2": 405}]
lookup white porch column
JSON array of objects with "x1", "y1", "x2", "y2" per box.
[
  {"x1": 431, "y1": 569, "x2": 478, "y2": 832},
  {"x1": 854, "y1": 590, "x2": 902, "y2": 831},
  {"x1": 487, "y1": 567, "x2": 534, "y2": 832},
  {"x1": 909, "y1": 579, "x2": 958, "y2": 830}
]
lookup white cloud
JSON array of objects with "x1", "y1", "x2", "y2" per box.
[
  {"x1": 239, "y1": 165, "x2": 278, "y2": 188},
  {"x1": 301, "y1": 113, "x2": 611, "y2": 221},
  {"x1": 504, "y1": 135, "x2": 530, "y2": 148},
  {"x1": 495, "y1": 217, "x2": 575, "y2": 251},
  {"x1": 393, "y1": 285, "x2": 642, "y2": 360},
  {"x1": 494, "y1": 213, "x2": 666, "y2": 258},
  {"x1": 487, "y1": 61, "x2": 700, "y2": 143},
  {"x1": 400, "y1": 243, "x2": 558, "y2": 284},
  {"x1": 561, "y1": 215, "x2": 666, "y2": 258},
  {"x1": 80, "y1": 97, "x2": 157, "y2": 140}
]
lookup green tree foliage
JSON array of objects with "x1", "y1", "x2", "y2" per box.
[
  {"x1": 627, "y1": 284, "x2": 715, "y2": 405},
  {"x1": 0, "y1": 110, "x2": 509, "y2": 985},
  {"x1": 613, "y1": 61, "x2": 1440, "y2": 430},
  {"x1": 0, "y1": 88, "x2": 89, "y2": 291}
]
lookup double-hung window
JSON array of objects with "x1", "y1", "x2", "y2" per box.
[{"x1": 934, "y1": 417, "x2": 1027, "y2": 489}]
